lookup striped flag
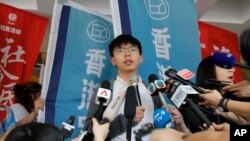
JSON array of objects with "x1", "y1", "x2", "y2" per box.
[
  {"x1": 111, "y1": 0, "x2": 201, "y2": 81},
  {"x1": 38, "y1": 0, "x2": 115, "y2": 138}
]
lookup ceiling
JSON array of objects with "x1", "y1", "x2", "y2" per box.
[
  {"x1": 1, "y1": 0, "x2": 250, "y2": 34},
  {"x1": 1, "y1": 0, "x2": 250, "y2": 51}
]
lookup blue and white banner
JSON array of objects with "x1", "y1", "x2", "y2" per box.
[
  {"x1": 111, "y1": 0, "x2": 201, "y2": 81},
  {"x1": 38, "y1": 0, "x2": 115, "y2": 139}
]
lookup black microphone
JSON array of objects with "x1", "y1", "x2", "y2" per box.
[
  {"x1": 94, "y1": 80, "x2": 112, "y2": 121},
  {"x1": 130, "y1": 75, "x2": 142, "y2": 106},
  {"x1": 82, "y1": 80, "x2": 112, "y2": 141},
  {"x1": 124, "y1": 86, "x2": 137, "y2": 141},
  {"x1": 204, "y1": 79, "x2": 231, "y2": 88},
  {"x1": 165, "y1": 68, "x2": 207, "y2": 93},
  {"x1": 164, "y1": 79, "x2": 212, "y2": 127},
  {"x1": 148, "y1": 74, "x2": 169, "y2": 111},
  {"x1": 60, "y1": 115, "x2": 75, "y2": 139}
]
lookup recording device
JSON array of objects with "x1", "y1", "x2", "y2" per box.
[
  {"x1": 153, "y1": 108, "x2": 173, "y2": 128},
  {"x1": 212, "y1": 51, "x2": 250, "y2": 70},
  {"x1": 164, "y1": 69, "x2": 212, "y2": 127},
  {"x1": 82, "y1": 81, "x2": 112, "y2": 141},
  {"x1": 204, "y1": 79, "x2": 231, "y2": 88},
  {"x1": 94, "y1": 80, "x2": 112, "y2": 121},
  {"x1": 165, "y1": 68, "x2": 207, "y2": 94},
  {"x1": 148, "y1": 74, "x2": 169, "y2": 111},
  {"x1": 101, "y1": 88, "x2": 126, "y2": 124},
  {"x1": 130, "y1": 75, "x2": 142, "y2": 106},
  {"x1": 60, "y1": 115, "x2": 75, "y2": 139},
  {"x1": 125, "y1": 86, "x2": 137, "y2": 141},
  {"x1": 134, "y1": 123, "x2": 154, "y2": 141}
]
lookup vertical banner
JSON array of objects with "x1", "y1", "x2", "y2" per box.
[
  {"x1": 0, "y1": 3, "x2": 48, "y2": 106},
  {"x1": 199, "y1": 21, "x2": 242, "y2": 82},
  {"x1": 111, "y1": 0, "x2": 201, "y2": 80},
  {"x1": 39, "y1": 0, "x2": 115, "y2": 138}
]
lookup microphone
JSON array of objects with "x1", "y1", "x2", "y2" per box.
[
  {"x1": 148, "y1": 74, "x2": 169, "y2": 111},
  {"x1": 82, "y1": 81, "x2": 112, "y2": 141},
  {"x1": 164, "y1": 80, "x2": 212, "y2": 127},
  {"x1": 204, "y1": 79, "x2": 231, "y2": 88},
  {"x1": 130, "y1": 75, "x2": 142, "y2": 106},
  {"x1": 124, "y1": 86, "x2": 137, "y2": 141},
  {"x1": 212, "y1": 51, "x2": 250, "y2": 70},
  {"x1": 61, "y1": 115, "x2": 75, "y2": 139},
  {"x1": 165, "y1": 68, "x2": 207, "y2": 94},
  {"x1": 153, "y1": 108, "x2": 173, "y2": 128},
  {"x1": 101, "y1": 88, "x2": 127, "y2": 124},
  {"x1": 94, "y1": 80, "x2": 112, "y2": 121}
]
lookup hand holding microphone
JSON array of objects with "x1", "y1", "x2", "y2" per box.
[{"x1": 92, "y1": 117, "x2": 110, "y2": 141}]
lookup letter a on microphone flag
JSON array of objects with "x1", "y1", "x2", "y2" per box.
[
  {"x1": 111, "y1": 0, "x2": 201, "y2": 81},
  {"x1": 38, "y1": 0, "x2": 115, "y2": 138},
  {"x1": 0, "y1": 3, "x2": 48, "y2": 106}
]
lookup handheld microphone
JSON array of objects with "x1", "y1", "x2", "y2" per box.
[
  {"x1": 204, "y1": 79, "x2": 231, "y2": 88},
  {"x1": 94, "y1": 80, "x2": 112, "y2": 121},
  {"x1": 95, "y1": 80, "x2": 112, "y2": 106},
  {"x1": 61, "y1": 115, "x2": 75, "y2": 139},
  {"x1": 130, "y1": 75, "x2": 142, "y2": 106},
  {"x1": 165, "y1": 68, "x2": 207, "y2": 94},
  {"x1": 101, "y1": 88, "x2": 126, "y2": 124},
  {"x1": 82, "y1": 81, "x2": 112, "y2": 141},
  {"x1": 153, "y1": 108, "x2": 173, "y2": 128},
  {"x1": 148, "y1": 74, "x2": 169, "y2": 111},
  {"x1": 124, "y1": 86, "x2": 137, "y2": 141},
  {"x1": 212, "y1": 51, "x2": 250, "y2": 70},
  {"x1": 165, "y1": 81, "x2": 212, "y2": 127}
]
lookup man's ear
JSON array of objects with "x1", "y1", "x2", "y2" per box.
[
  {"x1": 139, "y1": 55, "x2": 143, "y2": 64},
  {"x1": 110, "y1": 57, "x2": 116, "y2": 65}
]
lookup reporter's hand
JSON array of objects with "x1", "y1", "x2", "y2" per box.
[
  {"x1": 133, "y1": 106, "x2": 145, "y2": 122},
  {"x1": 210, "y1": 122, "x2": 230, "y2": 132},
  {"x1": 199, "y1": 90, "x2": 222, "y2": 107},
  {"x1": 33, "y1": 97, "x2": 44, "y2": 114},
  {"x1": 92, "y1": 118, "x2": 110, "y2": 141},
  {"x1": 169, "y1": 109, "x2": 184, "y2": 125},
  {"x1": 223, "y1": 80, "x2": 250, "y2": 97}
]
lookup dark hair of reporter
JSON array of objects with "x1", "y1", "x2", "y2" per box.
[
  {"x1": 5, "y1": 123, "x2": 63, "y2": 141},
  {"x1": 240, "y1": 28, "x2": 250, "y2": 66},
  {"x1": 13, "y1": 81, "x2": 42, "y2": 113},
  {"x1": 196, "y1": 56, "x2": 219, "y2": 90}
]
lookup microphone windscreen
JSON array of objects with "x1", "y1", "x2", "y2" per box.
[
  {"x1": 154, "y1": 108, "x2": 172, "y2": 128},
  {"x1": 211, "y1": 51, "x2": 236, "y2": 69},
  {"x1": 66, "y1": 115, "x2": 75, "y2": 125},
  {"x1": 130, "y1": 75, "x2": 138, "y2": 85},
  {"x1": 101, "y1": 80, "x2": 111, "y2": 89},
  {"x1": 165, "y1": 68, "x2": 177, "y2": 78},
  {"x1": 148, "y1": 74, "x2": 158, "y2": 83},
  {"x1": 124, "y1": 86, "x2": 137, "y2": 118},
  {"x1": 102, "y1": 89, "x2": 126, "y2": 122}
]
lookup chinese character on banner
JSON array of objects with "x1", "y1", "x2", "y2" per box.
[
  {"x1": 199, "y1": 21, "x2": 242, "y2": 83},
  {"x1": 0, "y1": 3, "x2": 48, "y2": 105}
]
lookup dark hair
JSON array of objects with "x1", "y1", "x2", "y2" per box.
[
  {"x1": 196, "y1": 56, "x2": 217, "y2": 89},
  {"x1": 109, "y1": 34, "x2": 142, "y2": 57},
  {"x1": 5, "y1": 123, "x2": 63, "y2": 141},
  {"x1": 240, "y1": 28, "x2": 250, "y2": 66},
  {"x1": 13, "y1": 81, "x2": 42, "y2": 113}
]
